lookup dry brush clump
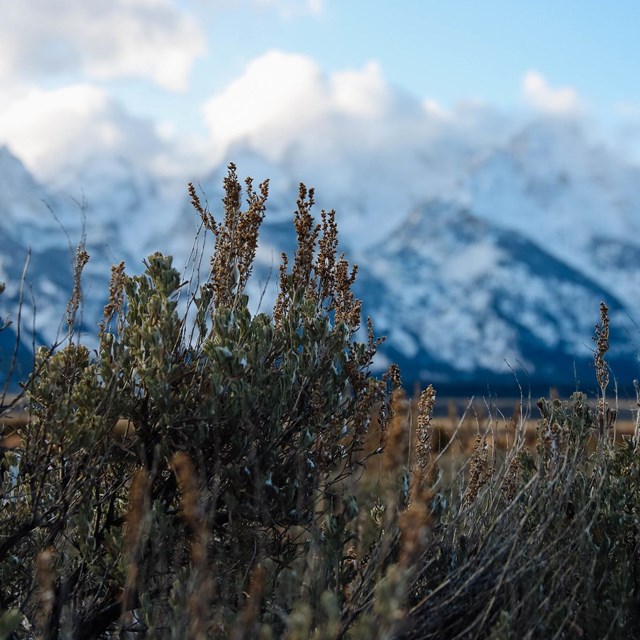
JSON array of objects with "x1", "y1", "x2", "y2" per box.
[
  {"x1": 0, "y1": 166, "x2": 430, "y2": 639},
  {"x1": 397, "y1": 304, "x2": 640, "y2": 640},
  {"x1": 1, "y1": 167, "x2": 640, "y2": 639}
]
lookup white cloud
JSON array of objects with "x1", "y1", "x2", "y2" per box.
[
  {"x1": 0, "y1": 84, "x2": 175, "y2": 181},
  {"x1": 522, "y1": 71, "x2": 581, "y2": 115},
  {"x1": 307, "y1": 0, "x2": 324, "y2": 14},
  {"x1": 200, "y1": 50, "x2": 507, "y2": 168},
  {"x1": 331, "y1": 61, "x2": 390, "y2": 118},
  {"x1": 203, "y1": 53, "x2": 397, "y2": 150},
  {"x1": 422, "y1": 99, "x2": 451, "y2": 120},
  {"x1": 0, "y1": 0, "x2": 206, "y2": 91},
  {"x1": 202, "y1": 50, "x2": 430, "y2": 164},
  {"x1": 202, "y1": 51, "x2": 328, "y2": 159},
  {"x1": 200, "y1": 50, "x2": 510, "y2": 244}
]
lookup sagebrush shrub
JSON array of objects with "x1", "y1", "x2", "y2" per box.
[{"x1": 0, "y1": 166, "x2": 422, "y2": 639}]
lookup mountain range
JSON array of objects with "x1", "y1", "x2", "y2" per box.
[{"x1": 1, "y1": 118, "x2": 639, "y2": 395}]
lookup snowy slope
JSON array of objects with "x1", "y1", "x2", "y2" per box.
[
  {"x1": 358, "y1": 200, "x2": 634, "y2": 387},
  {"x1": 0, "y1": 146, "x2": 141, "y2": 389},
  {"x1": 466, "y1": 121, "x2": 640, "y2": 306}
]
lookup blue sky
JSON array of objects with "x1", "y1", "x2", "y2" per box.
[
  {"x1": 0, "y1": 0, "x2": 639, "y2": 182},
  {"x1": 207, "y1": 1, "x2": 640, "y2": 108},
  {"x1": 108, "y1": 1, "x2": 640, "y2": 135}
]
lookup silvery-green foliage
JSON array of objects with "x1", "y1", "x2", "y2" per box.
[{"x1": 0, "y1": 167, "x2": 390, "y2": 638}]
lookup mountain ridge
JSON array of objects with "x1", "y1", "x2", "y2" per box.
[{"x1": 1, "y1": 119, "x2": 639, "y2": 392}]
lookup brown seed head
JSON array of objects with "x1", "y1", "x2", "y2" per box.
[
  {"x1": 100, "y1": 261, "x2": 126, "y2": 331},
  {"x1": 416, "y1": 385, "x2": 436, "y2": 469},
  {"x1": 464, "y1": 436, "x2": 493, "y2": 506},
  {"x1": 593, "y1": 301, "x2": 610, "y2": 394}
]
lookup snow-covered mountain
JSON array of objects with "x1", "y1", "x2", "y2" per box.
[
  {"x1": 2, "y1": 116, "x2": 640, "y2": 393},
  {"x1": 0, "y1": 146, "x2": 145, "y2": 386},
  {"x1": 360, "y1": 200, "x2": 633, "y2": 389},
  {"x1": 467, "y1": 121, "x2": 640, "y2": 307}
]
